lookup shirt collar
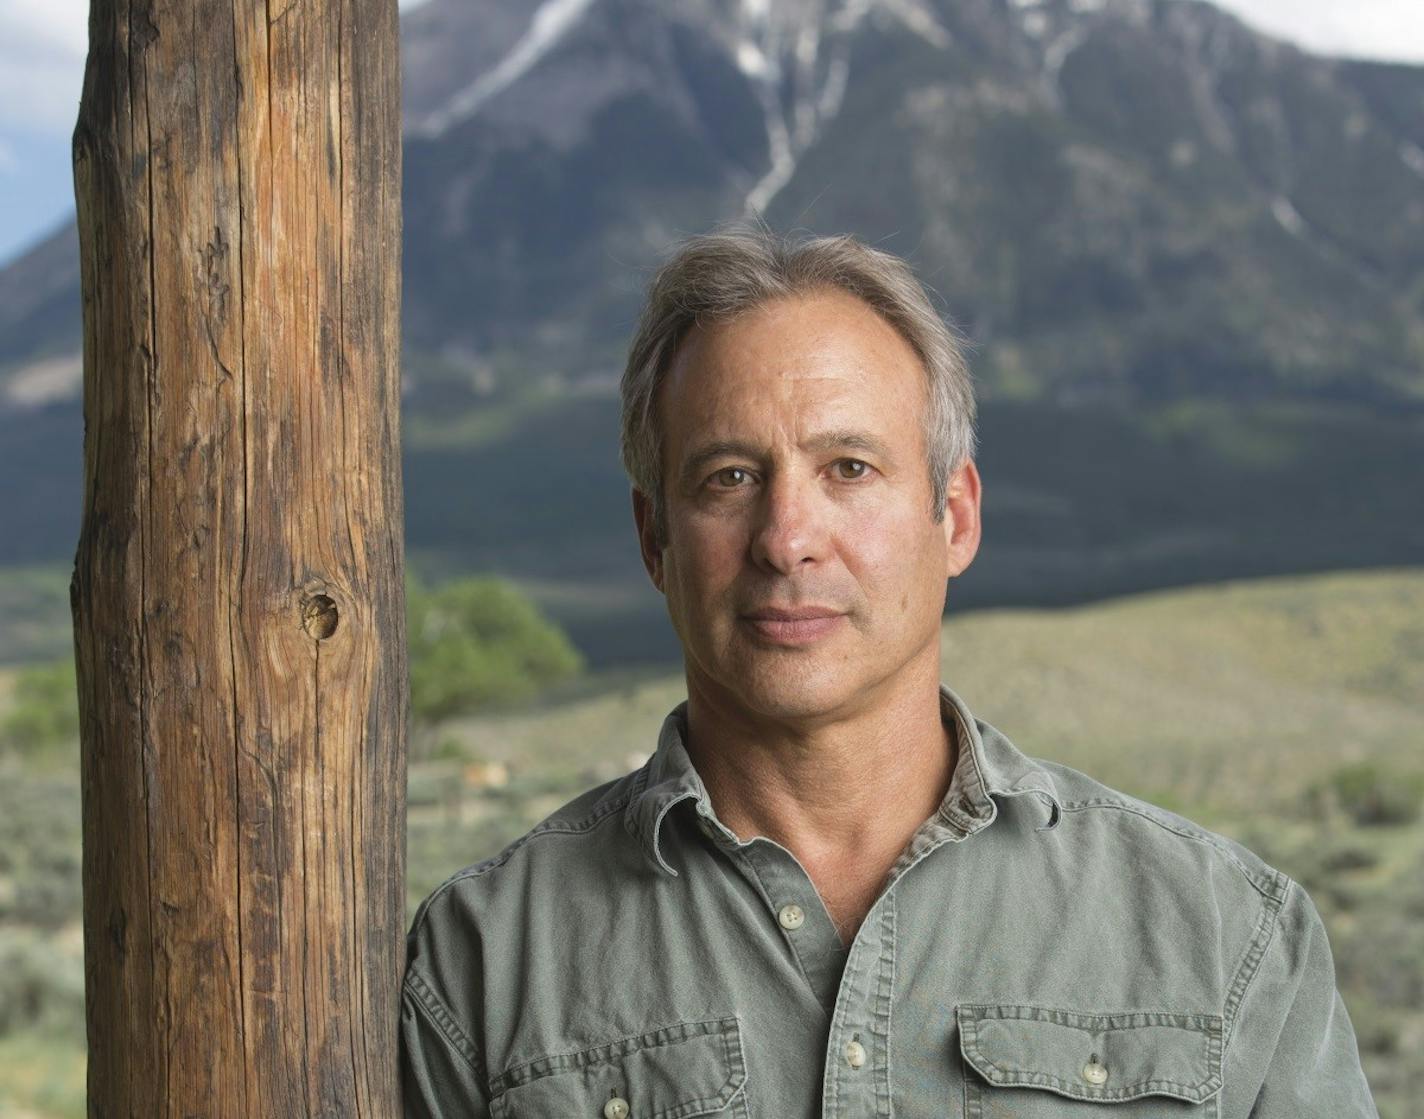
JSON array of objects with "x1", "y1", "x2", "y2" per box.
[{"x1": 623, "y1": 683, "x2": 1063, "y2": 877}]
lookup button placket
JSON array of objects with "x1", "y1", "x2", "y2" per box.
[
  {"x1": 732, "y1": 839, "x2": 847, "y2": 1008},
  {"x1": 821, "y1": 893, "x2": 895, "y2": 1116}
]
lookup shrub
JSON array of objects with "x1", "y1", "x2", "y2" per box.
[
  {"x1": 0, "y1": 659, "x2": 79, "y2": 757},
  {"x1": 1311, "y1": 763, "x2": 1424, "y2": 828},
  {"x1": 0, "y1": 776, "x2": 82, "y2": 928},
  {"x1": 407, "y1": 575, "x2": 583, "y2": 723},
  {"x1": 0, "y1": 927, "x2": 85, "y2": 1040},
  {"x1": 1319, "y1": 842, "x2": 1381, "y2": 874}
]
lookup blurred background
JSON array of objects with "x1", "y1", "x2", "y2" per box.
[{"x1": 1, "y1": 0, "x2": 1422, "y2": 1114}]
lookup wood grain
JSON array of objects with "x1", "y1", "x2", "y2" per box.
[{"x1": 69, "y1": 1, "x2": 405, "y2": 1114}]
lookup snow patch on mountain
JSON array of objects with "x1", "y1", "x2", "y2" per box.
[
  {"x1": 414, "y1": 0, "x2": 598, "y2": 136},
  {"x1": 1044, "y1": 24, "x2": 1088, "y2": 88},
  {"x1": 882, "y1": 0, "x2": 950, "y2": 48},
  {"x1": 736, "y1": 40, "x2": 772, "y2": 77},
  {"x1": 741, "y1": 0, "x2": 947, "y2": 214},
  {"x1": 1271, "y1": 195, "x2": 1304, "y2": 236},
  {"x1": 1401, "y1": 142, "x2": 1424, "y2": 179}
]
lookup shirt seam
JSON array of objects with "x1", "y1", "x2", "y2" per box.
[
  {"x1": 491, "y1": 1014, "x2": 741, "y2": 1090},
  {"x1": 1221, "y1": 872, "x2": 1291, "y2": 1047},
  {"x1": 955, "y1": 706, "x2": 993, "y2": 817},
  {"x1": 932, "y1": 710, "x2": 994, "y2": 833},
  {"x1": 1058, "y1": 799, "x2": 1287, "y2": 902},
  {"x1": 404, "y1": 971, "x2": 489, "y2": 1085},
  {"x1": 958, "y1": 1003, "x2": 1225, "y2": 1029},
  {"x1": 823, "y1": 929, "x2": 863, "y2": 1112},
  {"x1": 876, "y1": 892, "x2": 896, "y2": 1115}
]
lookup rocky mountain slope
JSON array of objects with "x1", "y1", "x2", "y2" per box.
[
  {"x1": 6, "y1": 0, "x2": 1423, "y2": 408},
  {"x1": 394, "y1": 0, "x2": 1424, "y2": 405}
]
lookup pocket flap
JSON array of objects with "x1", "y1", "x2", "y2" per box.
[
  {"x1": 490, "y1": 1016, "x2": 746, "y2": 1119},
  {"x1": 957, "y1": 1004, "x2": 1224, "y2": 1104}
]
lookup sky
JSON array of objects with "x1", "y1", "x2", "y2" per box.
[{"x1": 0, "y1": 0, "x2": 1420, "y2": 268}]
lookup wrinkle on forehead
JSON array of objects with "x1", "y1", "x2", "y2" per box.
[{"x1": 659, "y1": 290, "x2": 929, "y2": 474}]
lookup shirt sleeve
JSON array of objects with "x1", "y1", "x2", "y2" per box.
[
  {"x1": 1236, "y1": 877, "x2": 1378, "y2": 1118},
  {"x1": 400, "y1": 971, "x2": 491, "y2": 1118}
]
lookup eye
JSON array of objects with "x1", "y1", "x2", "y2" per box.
[
  {"x1": 711, "y1": 466, "x2": 753, "y2": 488},
  {"x1": 834, "y1": 459, "x2": 871, "y2": 480}
]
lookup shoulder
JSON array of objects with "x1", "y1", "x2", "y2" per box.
[
  {"x1": 1030, "y1": 754, "x2": 1291, "y2": 904},
  {"x1": 969, "y1": 706, "x2": 1290, "y2": 905},
  {"x1": 1021, "y1": 764, "x2": 1374, "y2": 1104},
  {"x1": 407, "y1": 765, "x2": 648, "y2": 947},
  {"x1": 399, "y1": 767, "x2": 647, "y2": 1074},
  {"x1": 1001, "y1": 752, "x2": 1327, "y2": 1055}
]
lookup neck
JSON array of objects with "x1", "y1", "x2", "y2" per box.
[{"x1": 682, "y1": 658, "x2": 956, "y2": 876}]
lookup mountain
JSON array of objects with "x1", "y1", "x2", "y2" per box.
[
  {"x1": 394, "y1": 0, "x2": 1424, "y2": 404},
  {"x1": 2, "y1": 0, "x2": 1422, "y2": 666}
]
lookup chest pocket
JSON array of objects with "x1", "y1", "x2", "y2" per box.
[
  {"x1": 489, "y1": 1016, "x2": 748, "y2": 1119},
  {"x1": 957, "y1": 1004, "x2": 1224, "y2": 1118}
]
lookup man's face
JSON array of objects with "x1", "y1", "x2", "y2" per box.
[{"x1": 634, "y1": 287, "x2": 981, "y2": 726}]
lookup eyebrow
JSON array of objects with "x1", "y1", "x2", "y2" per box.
[
  {"x1": 678, "y1": 430, "x2": 895, "y2": 487},
  {"x1": 803, "y1": 429, "x2": 893, "y2": 459}
]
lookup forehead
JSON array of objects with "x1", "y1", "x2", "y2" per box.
[{"x1": 658, "y1": 288, "x2": 928, "y2": 449}]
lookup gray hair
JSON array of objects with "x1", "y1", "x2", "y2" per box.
[{"x1": 619, "y1": 226, "x2": 977, "y2": 544}]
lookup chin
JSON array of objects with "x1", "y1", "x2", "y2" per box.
[{"x1": 707, "y1": 654, "x2": 860, "y2": 722}]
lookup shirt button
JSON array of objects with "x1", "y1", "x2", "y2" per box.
[
  {"x1": 604, "y1": 1097, "x2": 630, "y2": 1119},
  {"x1": 777, "y1": 903, "x2": 805, "y2": 930},
  {"x1": 1082, "y1": 1058, "x2": 1108, "y2": 1085},
  {"x1": 844, "y1": 1040, "x2": 867, "y2": 1069}
]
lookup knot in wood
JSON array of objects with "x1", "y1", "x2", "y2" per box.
[{"x1": 301, "y1": 593, "x2": 340, "y2": 640}]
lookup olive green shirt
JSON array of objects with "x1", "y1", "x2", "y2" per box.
[{"x1": 400, "y1": 685, "x2": 1377, "y2": 1117}]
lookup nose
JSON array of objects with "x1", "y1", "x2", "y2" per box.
[{"x1": 749, "y1": 472, "x2": 829, "y2": 576}]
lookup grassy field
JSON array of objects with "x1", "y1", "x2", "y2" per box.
[
  {"x1": 0, "y1": 565, "x2": 72, "y2": 668},
  {"x1": 3, "y1": 568, "x2": 1422, "y2": 1115}
]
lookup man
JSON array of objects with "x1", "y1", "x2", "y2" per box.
[{"x1": 400, "y1": 229, "x2": 1377, "y2": 1117}]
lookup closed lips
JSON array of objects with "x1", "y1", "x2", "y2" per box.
[
  {"x1": 742, "y1": 607, "x2": 842, "y2": 620},
  {"x1": 740, "y1": 609, "x2": 847, "y2": 644}
]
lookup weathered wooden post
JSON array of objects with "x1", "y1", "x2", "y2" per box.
[{"x1": 69, "y1": 0, "x2": 405, "y2": 1113}]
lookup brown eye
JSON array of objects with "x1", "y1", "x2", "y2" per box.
[
  {"x1": 836, "y1": 459, "x2": 869, "y2": 480},
  {"x1": 713, "y1": 467, "x2": 751, "y2": 488}
]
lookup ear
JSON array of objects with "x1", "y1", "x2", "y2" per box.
[
  {"x1": 942, "y1": 459, "x2": 982, "y2": 579},
  {"x1": 632, "y1": 488, "x2": 666, "y2": 592}
]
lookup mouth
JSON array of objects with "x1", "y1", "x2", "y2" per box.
[{"x1": 739, "y1": 606, "x2": 846, "y2": 646}]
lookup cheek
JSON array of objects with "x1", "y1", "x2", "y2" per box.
[
  {"x1": 840, "y1": 507, "x2": 947, "y2": 602},
  {"x1": 666, "y1": 520, "x2": 745, "y2": 602}
]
